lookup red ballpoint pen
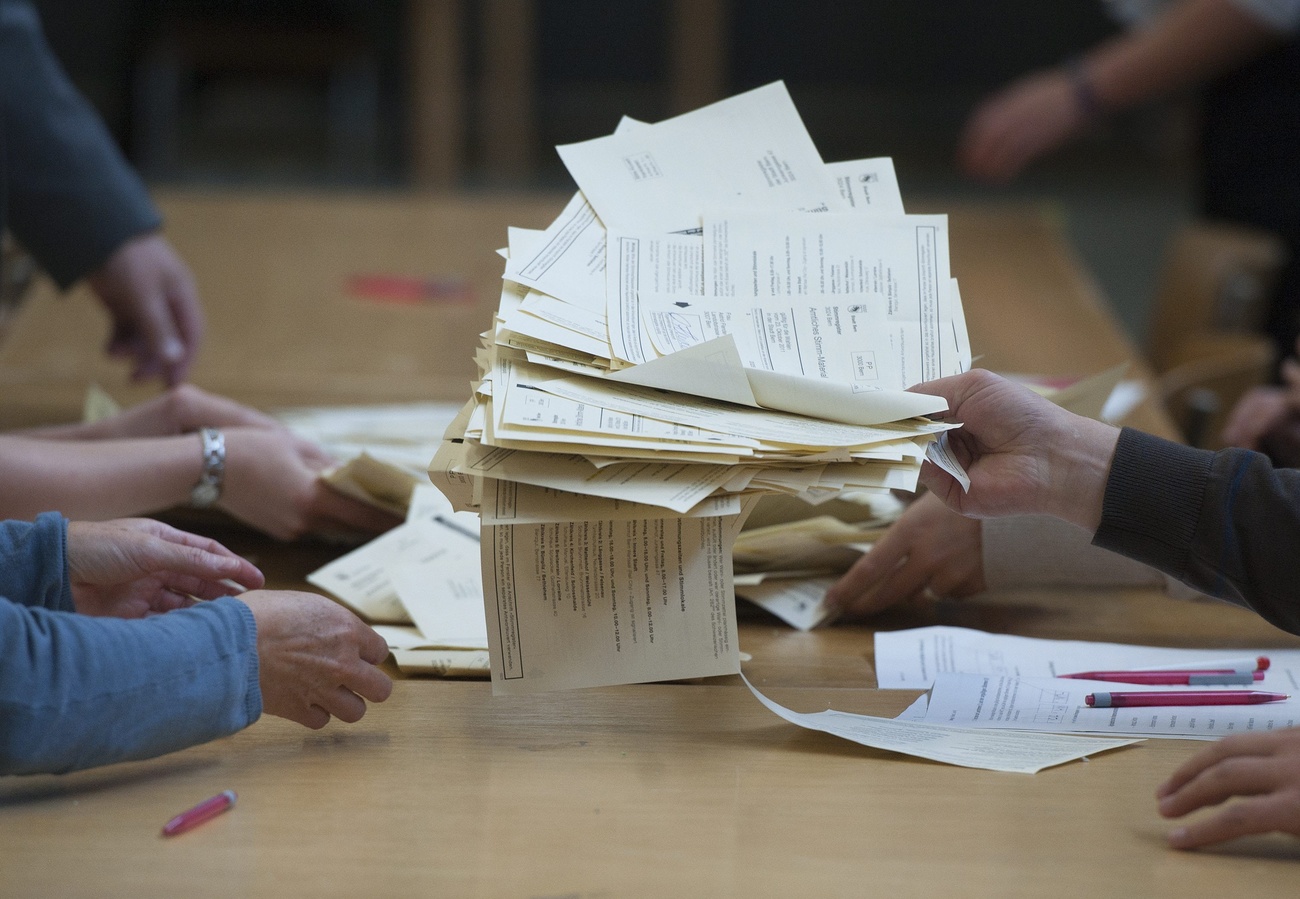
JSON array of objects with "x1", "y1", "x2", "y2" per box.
[
  {"x1": 1085, "y1": 690, "x2": 1290, "y2": 708},
  {"x1": 1062, "y1": 671, "x2": 1265, "y2": 685},
  {"x1": 161, "y1": 790, "x2": 237, "y2": 837}
]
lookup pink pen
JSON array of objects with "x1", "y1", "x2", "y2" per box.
[
  {"x1": 161, "y1": 790, "x2": 236, "y2": 837},
  {"x1": 1085, "y1": 691, "x2": 1290, "y2": 708},
  {"x1": 1062, "y1": 671, "x2": 1265, "y2": 685}
]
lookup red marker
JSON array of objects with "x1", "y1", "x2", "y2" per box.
[
  {"x1": 1085, "y1": 691, "x2": 1289, "y2": 708},
  {"x1": 1061, "y1": 671, "x2": 1264, "y2": 686},
  {"x1": 161, "y1": 790, "x2": 236, "y2": 837}
]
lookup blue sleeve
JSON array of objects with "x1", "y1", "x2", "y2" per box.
[
  {"x1": 0, "y1": 512, "x2": 74, "y2": 612},
  {"x1": 0, "y1": 0, "x2": 162, "y2": 287},
  {"x1": 0, "y1": 595, "x2": 262, "y2": 775}
]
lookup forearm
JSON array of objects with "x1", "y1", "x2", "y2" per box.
[
  {"x1": 1040, "y1": 415, "x2": 1120, "y2": 532},
  {"x1": 0, "y1": 512, "x2": 72, "y2": 609},
  {"x1": 0, "y1": 435, "x2": 201, "y2": 520},
  {"x1": 0, "y1": 0, "x2": 160, "y2": 286},
  {"x1": 1095, "y1": 429, "x2": 1300, "y2": 634},
  {"x1": 0, "y1": 596, "x2": 260, "y2": 775},
  {"x1": 1084, "y1": 0, "x2": 1284, "y2": 111}
]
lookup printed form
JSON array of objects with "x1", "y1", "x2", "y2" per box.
[
  {"x1": 743, "y1": 676, "x2": 1139, "y2": 774},
  {"x1": 706, "y1": 212, "x2": 957, "y2": 387},
  {"x1": 874, "y1": 625, "x2": 1300, "y2": 690},
  {"x1": 558, "y1": 81, "x2": 844, "y2": 234},
  {"x1": 921, "y1": 673, "x2": 1300, "y2": 739},
  {"x1": 479, "y1": 484, "x2": 755, "y2": 694}
]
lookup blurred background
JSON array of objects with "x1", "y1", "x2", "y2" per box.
[{"x1": 32, "y1": 0, "x2": 1200, "y2": 341}]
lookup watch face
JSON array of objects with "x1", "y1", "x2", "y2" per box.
[{"x1": 192, "y1": 481, "x2": 220, "y2": 508}]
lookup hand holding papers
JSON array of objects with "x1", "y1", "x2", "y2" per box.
[{"x1": 430, "y1": 81, "x2": 975, "y2": 694}]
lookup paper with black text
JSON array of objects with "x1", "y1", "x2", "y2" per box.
[
  {"x1": 706, "y1": 212, "x2": 957, "y2": 386},
  {"x1": 873, "y1": 625, "x2": 1300, "y2": 690},
  {"x1": 479, "y1": 495, "x2": 755, "y2": 694},
  {"x1": 558, "y1": 81, "x2": 843, "y2": 234},
  {"x1": 825, "y1": 157, "x2": 905, "y2": 214},
  {"x1": 742, "y1": 675, "x2": 1140, "y2": 773},
  {"x1": 920, "y1": 673, "x2": 1300, "y2": 739}
]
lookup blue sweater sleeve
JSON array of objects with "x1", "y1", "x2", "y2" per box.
[
  {"x1": 0, "y1": 512, "x2": 261, "y2": 774},
  {"x1": 0, "y1": 0, "x2": 162, "y2": 287},
  {"x1": 0, "y1": 513, "x2": 73, "y2": 611},
  {"x1": 0, "y1": 596, "x2": 262, "y2": 775}
]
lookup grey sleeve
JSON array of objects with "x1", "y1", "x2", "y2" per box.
[
  {"x1": 1094, "y1": 427, "x2": 1300, "y2": 634},
  {"x1": 0, "y1": 0, "x2": 161, "y2": 287}
]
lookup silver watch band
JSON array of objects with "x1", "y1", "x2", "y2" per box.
[{"x1": 190, "y1": 427, "x2": 226, "y2": 508}]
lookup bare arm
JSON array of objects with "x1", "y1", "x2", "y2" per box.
[{"x1": 959, "y1": 0, "x2": 1287, "y2": 182}]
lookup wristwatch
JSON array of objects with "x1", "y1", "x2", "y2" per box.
[{"x1": 190, "y1": 427, "x2": 226, "y2": 508}]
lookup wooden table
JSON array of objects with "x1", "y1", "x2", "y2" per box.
[{"x1": 4, "y1": 192, "x2": 1298, "y2": 896}]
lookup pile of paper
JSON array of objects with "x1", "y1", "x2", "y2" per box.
[{"x1": 429, "y1": 81, "x2": 972, "y2": 695}]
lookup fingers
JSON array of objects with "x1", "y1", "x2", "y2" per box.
[
  {"x1": 147, "y1": 534, "x2": 265, "y2": 591},
  {"x1": 1158, "y1": 755, "x2": 1278, "y2": 819},
  {"x1": 825, "y1": 533, "x2": 909, "y2": 615},
  {"x1": 1157, "y1": 731, "x2": 1287, "y2": 799},
  {"x1": 1166, "y1": 793, "x2": 1300, "y2": 850},
  {"x1": 311, "y1": 482, "x2": 405, "y2": 536}
]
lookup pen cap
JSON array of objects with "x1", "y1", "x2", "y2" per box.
[{"x1": 1087, "y1": 692, "x2": 1112, "y2": 708}]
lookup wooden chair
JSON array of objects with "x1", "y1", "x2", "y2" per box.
[
  {"x1": 1145, "y1": 220, "x2": 1288, "y2": 373},
  {"x1": 1156, "y1": 331, "x2": 1276, "y2": 449}
]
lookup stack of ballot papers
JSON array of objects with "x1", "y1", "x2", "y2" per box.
[{"x1": 427, "y1": 81, "x2": 972, "y2": 695}]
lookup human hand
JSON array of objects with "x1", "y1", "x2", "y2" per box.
[
  {"x1": 87, "y1": 232, "x2": 204, "y2": 385},
  {"x1": 1220, "y1": 385, "x2": 1290, "y2": 450},
  {"x1": 1222, "y1": 349, "x2": 1300, "y2": 452},
  {"x1": 66, "y1": 518, "x2": 264, "y2": 619},
  {"x1": 1156, "y1": 728, "x2": 1300, "y2": 849},
  {"x1": 957, "y1": 68, "x2": 1090, "y2": 184},
  {"x1": 824, "y1": 492, "x2": 985, "y2": 617},
  {"x1": 239, "y1": 589, "x2": 393, "y2": 728},
  {"x1": 915, "y1": 370, "x2": 1120, "y2": 530},
  {"x1": 219, "y1": 427, "x2": 403, "y2": 540},
  {"x1": 92, "y1": 384, "x2": 283, "y2": 439}
]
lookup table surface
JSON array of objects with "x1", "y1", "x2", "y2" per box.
[{"x1": 5, "y1": 191, "x2": 1298, "y2": 897}]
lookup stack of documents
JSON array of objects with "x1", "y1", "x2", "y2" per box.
[{"x1": 429, "y1": 81, "x2": 972, "y2": 695}]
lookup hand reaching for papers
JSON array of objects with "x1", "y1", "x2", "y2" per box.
[
  {"x1": 957, "y1": 68, "x2": 1089, "y2": 184},
  {"x1": 914, "y1": 370, "x2": 1120, "y2": 531},
  {"x1": 824, "y1": 492, "x2": 985, "y2": 617},
  {"x1": 26, "y1": 383, "x2": 284, "y2": 441},
  {"x1": 1156, "y1": 727, "x2": 1300, "y2": 849},
  {"x1": 1221, "y1": 342, "x2": 1300, "y2": 466},
  {"x1": 66, "y1": 517, "x2": 264, "y2": 619},
  {"x1": 218, "y1": 427, "x2": 403, "y2": 541},
  {"x1": 4, "y1": 387, "x2": 401, "y2": 540},
  {"x1": 240, "y1": 589, "x2": 393, "y2": 728},
  {"x1": 87, "y1": 233, "x2": 204, "y2": 386}
]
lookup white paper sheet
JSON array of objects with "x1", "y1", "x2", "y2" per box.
[
  {"x1": 921, "y1": 673, "x2": 1300, "y2": 739},
  {"x1": 825, "y1": 157, "x2": 905, "y2": 214},
  {"x1": 743, "y1": 676, "x2": 1140, "y2": 774},
  {"x1": 558, "y1": 81, "x2": 843, "y2": 234},
  {"x1": 873, "y1": 625, "x2": 1300, "y2": 690},
  {"x1": 705, "y1": 212, "x2": 956, "y2": 386},
  {"x1": 480, "y1": 499, "x2": 751, "y2": 694}
]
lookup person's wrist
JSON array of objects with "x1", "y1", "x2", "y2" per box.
[
  {"x1": 1064, "y1": 56, "x2": 1103, "y2": 123},
  {"x1": 190, "y1": 427, "x2": 226, "y2": 508},
  {"x1": 1043, "y1": 416, "x2": 1120, "y2": 531}
]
